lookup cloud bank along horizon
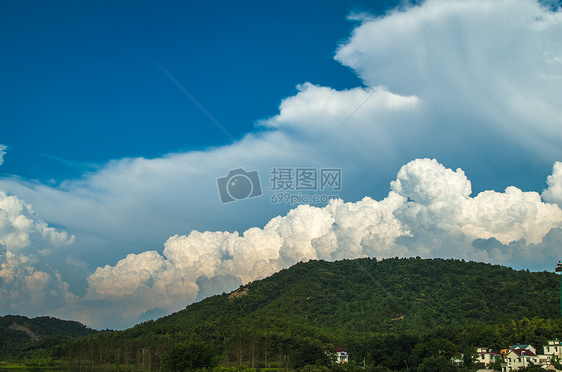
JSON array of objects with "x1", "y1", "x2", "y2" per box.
[
  {"x1": 2, "y1": 158, "x2": 562, "y2": 329},
  {"x1": 1, "y1": 0, "x2": 562, "y2": 329}
]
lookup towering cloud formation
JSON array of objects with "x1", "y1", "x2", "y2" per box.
[
  {"x1": 1, "y1": 0, "x2": 561, "y2": 267},
  {"x1": 543, "y1": 162, "x2": 562, "y2": 208},
  {"x1": 83, "y1": 159, "x2": 562, "y2": 328},
  {"x1": 335, "y1": 0, "x2": 562, "y2": 157},
  {"x1": 0, "y1": 191, "x2": 75, "y2": 315},
  {"x1": 1, "y1": 0, "x2": 562, "y2": 329},
  {"x1": 2, "y1": 159, "x2": 562, "y2": 329}
]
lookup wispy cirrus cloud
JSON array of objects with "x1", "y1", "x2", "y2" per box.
[{"x1": 0, "y1": 144, "x2": 7, "y2": 167}]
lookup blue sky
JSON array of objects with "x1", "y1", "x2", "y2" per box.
[
  {"x1": 2, "y1": 0, "x2": 562, "y2": 329},
  {"x1": 1, "y1": 0, "x2": 391, "y2": 180}
]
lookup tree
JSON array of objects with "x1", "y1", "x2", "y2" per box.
[
  {"x1": 519, "y1": 364, "x2": 546, "y2": 372},
  {"x1": 490, "y1": 358, "x2": 503, "y2": 371},
  {"x1": 299, "y1": 364, "x2": 330, "y2": 372},
  {"x1": 290, "y1": 341, "x2": 332, "y2": 369},
  {"x1": 462, "y1": 348, "x2": 475, "y2": 369},
  {"x1": 550, "y1": 355, "x2": 562, "y2": 370},
  {"x1": 162, "y1": 341, "x2": 216, "y2": 371},
  {"x1": 418, "y1": 356, "x2": 459, "y2": 372},
  {"x1": 331, "y1": 360, "x2": 361, "y2": 372},
  {"x1": 410, "y1": 337, "x2": 457, "y2": 367},
  {"x1": 366, "y1": 366, "x2": 390, "y2": 372}
]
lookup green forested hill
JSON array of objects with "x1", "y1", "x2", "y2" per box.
[
  {"x1": 0, "y1": 314, "x2": 97, "y2": 359},
  {"x1": 100, "y1": 257, "x2": 562, "y2": 371},
  {"x1": 4, "y1": 257, "x2": 562, "y2": 371},
  {"x1": 136, "y1": 257, "x2": 558, "y2": 337}
]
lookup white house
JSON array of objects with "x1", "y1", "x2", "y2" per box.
[
  {"x1": 502, "y1": 348, "x2": 540, "y2": 371},
  {"x1": 333, "y1": 348, "x2": 348, "y2": 364},
  {"x1": 475, "y1": 347, "x2": 502, "y2": 366},
  {"x1": 544, "y1": 339, "x2": 562, "y2": 358}
]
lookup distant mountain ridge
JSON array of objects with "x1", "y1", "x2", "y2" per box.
[{"x1": 0, "y1": 314, "x2": 97, "y2": 358}]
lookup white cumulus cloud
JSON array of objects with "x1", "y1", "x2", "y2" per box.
[
  {"x1": 1, "y1": 0, "x2": 562, "y2": 328},
  {"x1": 336, "y1": 0, "x2": 562, "y2": 157},
  {"x1": 78, "y1": 159, "x2": 562, "y2": 329},
  {"x1": 2, "y1": 158, "x2": 562, "y2": 329},
  {"x1": 543, "y1": 161, "x2": 562, "y2": 208},
  {"x1": 0, "y1": 0, "x2": 560, "y2": 271},
  {"x1": 0, "y1": 191, "x2": 75, "y2": 316}
]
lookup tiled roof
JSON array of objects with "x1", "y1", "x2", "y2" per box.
[
  {"x1": 510, "y1": 344, "x2": 532, "y2": 350},
  {"x1": 510, "y1": 349, "x2": 537, "y2": 357}
]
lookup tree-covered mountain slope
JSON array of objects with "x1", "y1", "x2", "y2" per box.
[
  {"x1": 5, "y1": 257, "x2": 562, "y2": 371},
  {"x1": 132, "y1": 257, "x2": 559, "y2": 339},
  {"x1": 0, "y1": 314, "x2": 97, "y2": 358}
]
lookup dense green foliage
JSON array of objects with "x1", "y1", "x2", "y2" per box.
[
  {"x1": 418, "y1": 356, "x2": 458, "y2": 372},
  {"x1": 134, "y1": 257, "x2": 558, "y2": 337},
  {"x1": 2, "y1": 257, "x2": 562, "y2": 371},
  {"x1": 0, "y1": 315, "x2": 97, "y2": 360},
  {"x1": 162, "y1": 341, "x2": 217, "y2": 370}
]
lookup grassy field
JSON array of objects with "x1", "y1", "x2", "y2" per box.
[
  {"x1": 0, "y1": 362, "x2": 33, "y2": 371},
  {"x1": 0, "y1": 362, "x2": 67, "y2": 371}
]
